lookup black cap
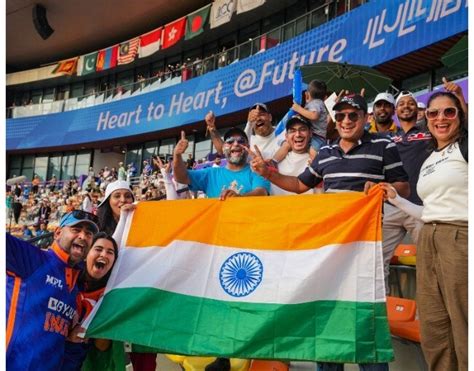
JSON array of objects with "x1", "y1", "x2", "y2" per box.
[
  {"x1": 223, "y1": 127, "x2": 249, "y2": 142},
  {"x1": 286, "y1": 115, "x2": 311, "y2": 130},
  {"x1": 250, "y1": 102, "x2": 270, "y2": 113},
  {"x1": 333, "y1": 94, "x2": 368, "y2": 113}
]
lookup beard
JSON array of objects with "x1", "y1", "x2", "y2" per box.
[
  {"x1": 374, "y1": 114, "x2": 393, "y2": 125},
  {"x1": 224, "y1": 148, "x2": 248, "y2": 166}
]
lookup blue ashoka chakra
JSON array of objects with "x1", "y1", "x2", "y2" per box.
[{"x1": 219, "y1": 252, "x2": 263, "y2": 297}]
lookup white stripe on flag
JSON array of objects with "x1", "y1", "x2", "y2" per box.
[{"x1": 107, "y1": 240, "x2": 386, "y2": 304}]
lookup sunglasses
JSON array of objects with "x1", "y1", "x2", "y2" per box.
[
  {"x1": 425, "y1": 107, "x2": 458, "y2": 120},
  {"x1": 335, "y1": 112, "x2": 362, "y2": 122},
  {"x1": 70, "y1": 210, "x2": 99, "y2": 225},
  {"x1": 225, "y1": 136, "x2": 247, "y2": 145}
]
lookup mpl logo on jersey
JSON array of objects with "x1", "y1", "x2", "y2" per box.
[{"x1": 45, "y1": 274, "x2": 63, "y2": 289}]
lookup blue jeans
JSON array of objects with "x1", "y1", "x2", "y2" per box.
[
  {"x1": 311, "y1": 135, "x2": 327, "y2": 151},
  {"x1": 317, "y1": 362, "x2": 389, "y2": 371}
]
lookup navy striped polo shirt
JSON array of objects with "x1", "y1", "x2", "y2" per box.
[{"x1": 298, "y1": 131, "x2": 408, "y2": 192}]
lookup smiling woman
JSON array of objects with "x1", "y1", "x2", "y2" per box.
[
  {"x1": 382, "y1": 88, "x2": 468, "y2": 371},
  {"x1": 61, "y1": 232, "x2": 119, "y2": 370},
  {"x1": 96, "y1": 180, "x2": 135, "y2": 235}
]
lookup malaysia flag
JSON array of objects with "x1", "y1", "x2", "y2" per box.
[{"x1": 118, "y1": 38, "x2": 140, "y2": 65}]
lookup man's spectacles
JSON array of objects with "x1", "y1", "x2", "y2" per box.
[
  {"x1": 425, "y1": 107, "x2": 458, "y2": 120},
  {"x1": 334, "y1": 112, "x2": 362, "y2": 122},
  {"x1": 225, "y1": 136, "x2": 247, "y2": 145},
  {"x1": 70, "y1": 210, "x2": 99, "y2": 225},
  {"x1": 287, "y1": 127, "x2": 309, "y2": 134}
]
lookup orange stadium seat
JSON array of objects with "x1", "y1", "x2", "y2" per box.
[
  {"x1": 390, "y1": 244, "x2": 417, "y2": 266},
  {"x1": 249, "y1": 360, "x2": 289, "y2": 371},
  {"x1": 386, "y1": 296, "x2": 417, "y2": 322},
  {"x1": 389, "y1": 319, "x2": 421, "y2": 343}
]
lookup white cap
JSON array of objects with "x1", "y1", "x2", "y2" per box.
[
  {"x1": 395, "y1": 91, "x2": 417, "y2": 106},
  {"x1": 417, "y1": 102, "x2": 426, "y2": 110},
  {"x1": 98, "y1": 180, "x2": 134, "y2": 208},
  {"x1": 374, "y1": 92, "x2": 395, "y2": 106}
]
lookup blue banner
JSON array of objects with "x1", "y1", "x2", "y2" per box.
[{"x1": 7, "y1": 0, "x2": 468, "y2": 150}]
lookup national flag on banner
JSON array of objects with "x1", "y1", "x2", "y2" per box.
[
  {"x1": 161, "y1": 17, "x2": 186, "y2": 49},
  {"x1": 117, "y1": 38, "x2": 140, "y2": 65},
  {"x1": 77, "y1": 51, "x2": 99, "y2": 76},
  {"x1": 51, "y1": 57, "x2": 78, "y2": 75},
  {"x1": 210, "y1": 0, "x2": 236, "y2": 29},
  {"x1": 96, "y1": 45, "x2": 118, "y2": 71},
  {"x1": 84, "y1": 190, "x2": 393, "y2": 363},
  {"x1": 185, "y1": 4, "x2": 211, "y2": 40},
  {"x1": 139, "y1": 27, "x2": 162, "y2": 58},
  {"x1": 236, "y1": 0, "x2": 266, "y2": 14}
]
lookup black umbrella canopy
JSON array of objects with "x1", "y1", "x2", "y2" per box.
[
  {"x1": 441, "y1": 35, "x2": 468, "y2": 70},
  {"x1": 300, "y1": 62, "x2": 392, "y2": 99}
]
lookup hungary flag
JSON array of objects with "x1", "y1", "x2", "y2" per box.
[
  {"x1": 185, "y1": 4, "x2": 211, "y2": 40},
  {"x1": 85, "y1": 190, "x2": 393, "y2": 363}
]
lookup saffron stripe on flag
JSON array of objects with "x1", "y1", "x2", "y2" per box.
[{"x1": 125, "y1": 192, "x2": 382, "y2": 250}]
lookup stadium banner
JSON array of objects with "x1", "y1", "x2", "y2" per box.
[
  {"x1": 84, "y1": 190, "x2": 393, "y2": 363},
  {"x1": 7, "y1": 0, "x2": 467, "y2": 150}
]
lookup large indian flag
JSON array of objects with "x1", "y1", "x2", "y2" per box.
[{"x1": 85, "y1": 190, "x2": 393, "y2": 363}]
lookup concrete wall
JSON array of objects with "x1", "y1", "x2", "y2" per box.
[{"x1": 92, "y1": 149, "x2": 125, "y2": 172}]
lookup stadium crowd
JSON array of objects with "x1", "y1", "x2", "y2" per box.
[{"x1": 6, "y1": 76, "x2": 468, "y2": 371}]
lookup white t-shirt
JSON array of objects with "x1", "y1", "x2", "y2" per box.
[
  {"x1": 271, "y1": 151, "x2": 315, "y2": 195},
  {"x1": 244, "y1": 122, "x2": 280, "y2": 159},
  {"x1": 82, "y1": 196, "x2": 93, "y2": 213},
  {"x1": 417, "y1": 142, "x2": 467, "y2": 222}
]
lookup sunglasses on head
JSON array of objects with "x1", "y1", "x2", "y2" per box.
[
  {"x1": 425, "y1": 107, "x2": 458, "y2": 120},
  {"x1": 71, "y1": 210, "x2": 99, "y2": 225},
  {"x1": 334, "y1": 112, "x2": 362, "y2": 122},
  {"x1": 225, "y1": 136, "x2": 247, "y2": 145}
]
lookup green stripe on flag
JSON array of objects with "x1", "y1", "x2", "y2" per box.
[{"x1": 87, "y1": 288, "x2": 393, "y2": 363}]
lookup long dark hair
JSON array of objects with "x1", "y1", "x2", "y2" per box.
[
  {"x1": 426, "y1": 91, "x2": 467, "y2": 149},
  {"x1": 96, "y1": 199, "x2": 118, "y2": 236},
  {"x1": 82, "y1": 232, "x2": 118, "y2": 292}
]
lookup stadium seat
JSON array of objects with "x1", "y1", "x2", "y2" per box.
[
  {"x1": 386, "y1": 296, "x2": 416, "y2": 322},
  {"x1": 389, "y1": 319, "x2": 421, "y2": 343},
  {"x1": 249, "y1": 360, "x2": 289, "y2": 371},
  {"x1": 165, "y1": 353, "x2": 186, "y2": 365},
  {"x1": 390, "y1": 244, "x2": 417, "y2": 265},
  {"x1": 182, "y1": 356, "x2": 216, "y2": 371},
  {"x1": 181, "y1": 357, "x2": 250, "y2": 371}
]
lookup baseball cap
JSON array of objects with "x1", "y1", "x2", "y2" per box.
[
  {"x1": 286, "y1": 115, "x2": 311, "y2": 130},
  {"x1": 374, "y1": 92, "x2": 395, "y2": 106},
  {"x1": 250, "y1": 103, "x2": 270, "y2": 113},
  {"x1": 395, "y1": 90, "x2": 417, "y2": 106},
  {"x1": 333, "y1": 94, "x2": 368, "y2": 113},
  {"x1": 59, "y1": 210, "x2": 99, "y2": 233},
  {"x1": 98, "y1": 180, "x2": 134, "y2": 208},
  {"x1": 417, "y1": 102, "x2": 426, "y2": 110},
  {"x1": 223, "y1": 127, "x2": 249, "y2": 142}
]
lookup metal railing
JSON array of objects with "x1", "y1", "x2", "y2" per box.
[{"x1": 7, "y1": 2, "x2": 337, "y2": 119}]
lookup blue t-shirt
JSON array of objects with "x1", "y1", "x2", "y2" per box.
[{"x1": 188, "y1": 164, "x2": 270, "y2": 198}]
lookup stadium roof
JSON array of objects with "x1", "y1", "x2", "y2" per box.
[{"x1": 6, "y1": 0, "x2": 210, "y2": 72}]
